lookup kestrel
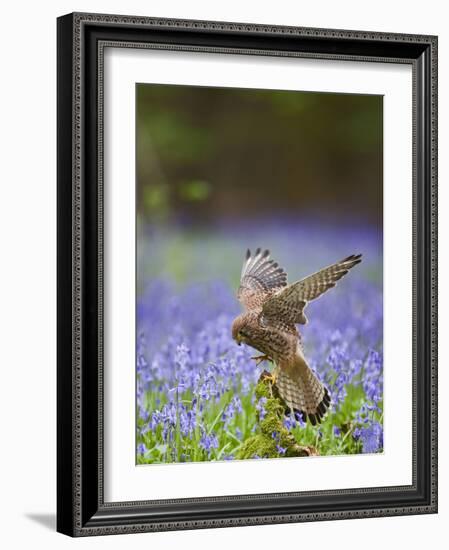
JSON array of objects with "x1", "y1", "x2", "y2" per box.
[{"x1": 232, "y1": 248, "x2": 362, "y2": 424}]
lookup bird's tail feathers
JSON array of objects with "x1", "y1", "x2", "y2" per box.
[{"x1": 275, "y1": 363, "x2": 330, "y2": 425}]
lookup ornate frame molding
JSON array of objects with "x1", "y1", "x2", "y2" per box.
[{"x1": 57, "y1": 12, "x2": 437, "y2": 537}]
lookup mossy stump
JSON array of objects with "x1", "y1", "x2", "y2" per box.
[{"x1": 236, "y1": 371, "x2": 319, "y2": 459}]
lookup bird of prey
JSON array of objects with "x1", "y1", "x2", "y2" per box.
[{"x1": 232, "y1": 248, "x2": 362, "y2": 424}]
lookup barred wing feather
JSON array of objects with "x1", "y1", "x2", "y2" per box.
[
  {"x1": 237, "y1": 248, "x2": 288, "y2": 311},
  {"x1": 262, "y1": 254, "x2": 362, "y2": 324}
]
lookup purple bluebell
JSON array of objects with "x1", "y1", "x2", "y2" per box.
[
  {"x1": 137, "y1": 443, "x2": 148, "y2": 456},
  {"x1": 356, "y1": 421, "x2": 383, "y2": 453}
]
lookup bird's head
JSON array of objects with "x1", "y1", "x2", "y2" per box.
[{"x1": 231, "y1": 316, "x2": 250, "y2": 346}]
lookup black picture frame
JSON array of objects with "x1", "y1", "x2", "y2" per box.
[{"x1": 57, "y1": 12, "x2": 438, "y2": 537}]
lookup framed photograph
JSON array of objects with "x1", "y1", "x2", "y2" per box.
[{"x1": 57, "y1": 12, "x2": 438, "y2": 536}]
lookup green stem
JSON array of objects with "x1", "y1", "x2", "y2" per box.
[{"x1": 175, "y1": 387, "x2": 181, "y2": 463}]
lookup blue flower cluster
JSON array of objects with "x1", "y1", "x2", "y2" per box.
[{"x1": 136, "y1": 222, "x2": 383, "y2": 462}]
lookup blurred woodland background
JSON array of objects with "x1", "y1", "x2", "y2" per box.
[{"x1": 136, "y1": 84, "x2": 382, "y2": 229}]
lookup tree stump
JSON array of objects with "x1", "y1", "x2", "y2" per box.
[{"x1": 236, "y1": 371, "x2": 319, "y2": 459}]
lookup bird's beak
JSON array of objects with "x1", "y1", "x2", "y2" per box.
[{"x1": 235, "y1": 335, "x2": 242, "y2": 346}]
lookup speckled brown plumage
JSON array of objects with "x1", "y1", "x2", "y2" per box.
[{"x1": 232, "y1": 248, "x2": 362, "y2": 423}]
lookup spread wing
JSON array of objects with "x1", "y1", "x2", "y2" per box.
[
  {"x1": 262, "y1": 254, "x2": 362, "y2": 325},
  {"x1": 237, "y1": 248, "x2": 288, "y2": 311}
]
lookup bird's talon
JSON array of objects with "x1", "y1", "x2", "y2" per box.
[
  {"x1": 251, "y1": 354, "x2": 271, "y2": 366},
  {"x1": 261, "y1": 372, "x2": 277, "y2": 386}
]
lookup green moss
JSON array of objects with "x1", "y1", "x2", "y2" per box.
[
  {"x1": 255, "y1": 380, "x2": 272, "y2": 401},
  {"x1": 236, "y1": 433, "x2": 277, "y2": 459},
  {"x1": 235, "y1": 374, "x2": 318, "y2": 460}
]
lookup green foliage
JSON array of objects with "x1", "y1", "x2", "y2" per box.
[
  {"x1": 137, "y1": 373, "x2": 383, "y2": 464},
  {"x1": 236, "y1": 377, "x2": 317, "y2": 459},
  {"x1": 137, "y1": 385, "x2": 257, "y2": 463},
  {"x1": 178, "y1": 180, "x2": 211, "y2": 202}
]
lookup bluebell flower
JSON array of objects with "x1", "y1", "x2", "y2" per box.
[
  {"x1": 357, "y1": 421, "x2": 383, "y2": 453},
  {"x1": 256, "y1": 397, "x2": 267, "y2": 420},
  {"x1": 137, "y1": 443, "x2": 148, "y2": 456},
  {"x1": 283, "y1": 416, "x2": 296, "y2": 430},
  {"x1": 200, "y1": 431, "x2": 219, "y2": 455},
  {"x1": 175, "y1": 343, "x2": 190, "y2": 369},
  {"x1": 294, "y1": 411, "x2": 306, "y2": 428}
]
